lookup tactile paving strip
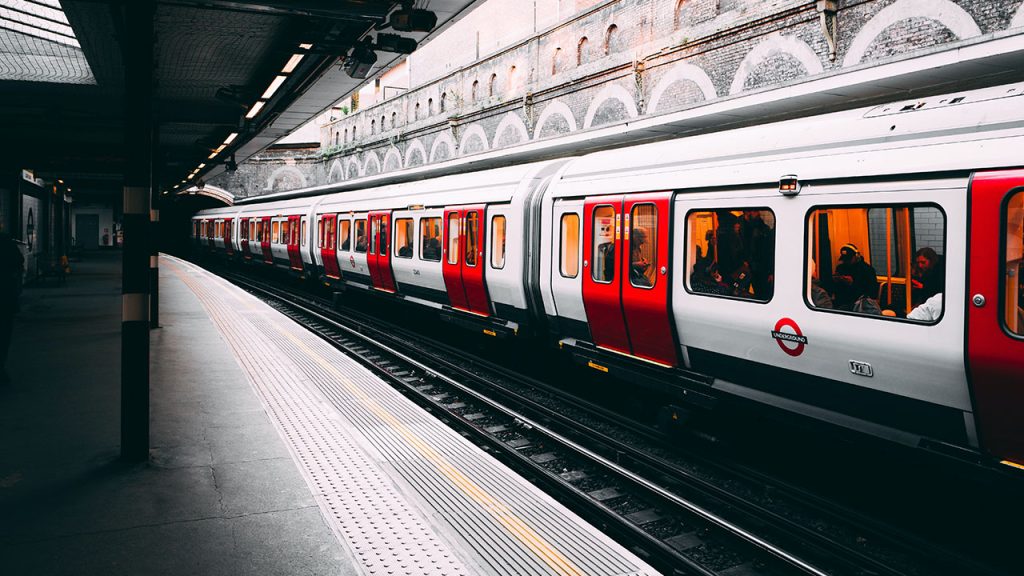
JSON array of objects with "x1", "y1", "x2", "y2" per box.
[{"x1": 163, "y1": 256, "x2": 657, "y2": 576}]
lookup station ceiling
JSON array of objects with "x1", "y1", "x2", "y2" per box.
[{"x1": 0, "y1": 0, "x2": 481, "y2": 196}]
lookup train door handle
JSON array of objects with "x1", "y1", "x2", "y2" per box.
[
  {"x1": 972, "y1": 294, "x2": 986, "y2": 307},
  {"x1": 583, "y1": 260, "x2": 589, "y2": 268},
  {"x1": 659, "y1": 266, "x2": 667, "y2": 275}
]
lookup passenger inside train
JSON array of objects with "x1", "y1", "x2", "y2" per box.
[
  {"x1": 1007, "y1": 190, "x2": 1024, "y2": 336},
  {"x1": 421, "y1": 218, "x2": 441, "y2": 261},
  {"x1": 685, "y1": 208, "x2": 775, "y2": 300},
  {"x1": 808, "y1": 205, "x2": 946, "y2": 321}
]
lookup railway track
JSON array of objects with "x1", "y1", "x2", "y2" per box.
[{"x1": 219, "y1": 269, "x2": 1006, "y2": 576}]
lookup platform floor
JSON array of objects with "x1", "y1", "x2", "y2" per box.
[{"x1": 1, "y1": 252, "x2": 658, "y2": 575}]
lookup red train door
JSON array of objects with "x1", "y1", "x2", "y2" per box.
[
  {"x1": 442, "y1": 209, "x2": 469, "y2": 310},
  {"x1": 321, "y1": 214, "x2": 341, "y2": 279},
  {"x1": 582, "y1": 194, "x2": 678, "y2": 365},
  {"x1": 223, "y1": 219, "x2": 234, "y2": 256},
  {"x1": 441, "y1": 206, "x2": 491, "y2": 316},
  {"x1": 967, "y1": 169, "x2": 1024, "y2": 465},
  {"x1": 287, "y1": 215, "x2": 302, "y2": 270},
  {"x1": 621, "y1": 193, "x2": 677, "y2": 366},
  {"x1": 261, "y1": 216, "x2": 272, "y2": 263},
  {"x1": 367, "y1": 211, "x2": 396, "y2": 292},
  {"x1": 240, "y1": 218, "x2": 250, "y2": 259},
  {"x1": 206, "y1": 220, "x2": 214, "y2": 249}
]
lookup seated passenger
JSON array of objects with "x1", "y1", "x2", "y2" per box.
[
  {"x1": 423, "y1": 237, "x2": 441, "y2": 260},
  {"x1": 355, "y1": 234, "x2": 367, "y2": 252},
  {"x1": 832, "y1": 244, "x2": 879, "y2": 311},
  {"x1": 398, "y1": 244, "x2": 412, "y2": 257},
  {"x1": 911, "y1": 247, "x2": 945, "y2": 304},
  {"x1": 630, "y1": 227, "x2": 652, "y2": 287},
  {"x1": 907, "y1": 292, "x2": 943, "y2": 322},
  {"x1": 340, "y1": 235, "x2": 350, "y2": 251}
]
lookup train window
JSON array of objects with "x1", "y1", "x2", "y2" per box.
[
  {"x1": 629, "y1": 204, "x2": 657, "y2": 289},
  {"x1": 379, "y1": 218, "x2": 389, "y2": 256},
  {"x1": 368, "y1": 218, "x2": 377, "y2": 255},
  {"x1": 272, "y1": 220, "x2": 280, "y2": 244},
  {"x1": 491, "y1": 215, "x2": 506, "y2": 269},
  {"x1": 328, "y1": 218, "x2": 337, "y2": 250},
  {"x1": 338, "y1": 220, "x2": 351, "y2": 251},
  {"x1": 806, "y1": 204, "x2": 945, "y2": 323},
  {"x1": 354, "y1": 219, "x2": 367, "y2": 253},
  {"x1": 394, "y1": 218, "x2": 413, "y2": 258},
  {"x1": 465, "y1": 212, "x2": 479, "y2": 267},
  {"x1": 421, "y1": 217, "x2": 442, "y2": 261},
  {"x1": 685, "y1": 208, "x2": 775, "y2": 302},
  {"x1": 447, "y1": 214, "x2": 460, "y2": 265},
  {"x1": 250, "y1": 221, "x2": 256, "y2": 242},
  {"x1": 318, "y1": 218, "x2": 325, "y2": 248},
  {"x1": 281, "y1": 220, "x2": 290, "y2": 245},
  {"x1": 592, "y1": 205, "x2": 615, "y2": 283},
  {"x1": 1004, "y1": 190, "x2": 1023, "y2": 337},
  {"x1": 560, "y1": 214, "x2": 579, "y2": 278},
  {"x1": 301, "y1": 220, "x2": 307, "y2": 246}
]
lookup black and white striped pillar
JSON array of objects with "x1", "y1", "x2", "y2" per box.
[{"x1": 121, "y1": 0, "x2": 154, "y2": 462}]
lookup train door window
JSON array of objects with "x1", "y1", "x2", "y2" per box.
[
  {"x1": 685, "y1": 208, "x2": 775, "y2": 301},
  {"x1": 368, "y1": 218, "x2": 377, "y2": 255},
  {"x1": 1004, "y1": 190, "x2": 1023, "y2": 336},
  {"x1": 379, "y1": 217, "x2": 389, "y2": 255},
  {"x1": 806, "y1": 204, "x2": 945, "y2": 322},
  {"x1": 629, "y1": 204, "x2": 657, "y2": 288},
  {"x1": 560, "y1": 214, "x2": 579, "y2": 278},
  {"x1": 301, "y1": 220, "x2": 307, "y2": 246},
  {"x1": 592, "y1": 205, "x2": 615, "y2": 283},
  {"x1": 281, "y1": 220, "x2": 290, "y2": 245},
  {"x1": 338, "y1": 219, "x2": 351, "y2": 251},
  {"x1": 272, "y1": 220, "x2": 280, "y2": 244},
  {"x1": 421, "y1": 217, "x2": 442, "y2": 261},
  {"x1": 395, "y1": 218, "x2": 413, "y2": 258},
  {"x1": 318, "y1": 218, "x2": 325, "y2": 248},
  {"x1": 354, "y1": 219, "x2": 367, "y2": 253},
  {"x1": 447, "y1": 213, "x2": 460, "y2": 265},
  {"x1": 465, "y1": 212, "x2": 479, "y2": 267},
  {"x1": 251, "y1": 221, "x2": 257, "y2": 242},
  {"x1": 491, "y1": 215, "x2": 506, "y2": 269},
  {"x1": 328, "y1": 218, "x2": 337, "y2": 250}
]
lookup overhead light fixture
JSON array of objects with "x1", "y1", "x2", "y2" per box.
[
  {"x1": 57, "y1": 179, "x2": 64, "y2": 184},
  {"x1": 262, "y1": 75, "x2": 287, "y2": 100},
  {"x1": 224, "y1": 132, "x2": 238, "y2": 145},
  {"x1": 299, "y1": 43, "x2": 313, "y2": 50},
  {"x1": 388, "y1": 4, "x2": 437, "y2": 32},
  {"x1": 187, "y1": 173, "x2": 195, "y2": 180},
  {"x1": 344, "y1": 41, "x2": 377, "y2": 79},
  {"x1": 197, "y1": 163, "x2": 206, "y2": 169},
  {"x1": 282, "y1": 54, "x2": 304, "y2": 74},
  {"x1": 375, "y1": 33, "x2": 417, "y2": 54},
  {"x1": 245, "y1": 100, "x2": 266, "y2": 119}
]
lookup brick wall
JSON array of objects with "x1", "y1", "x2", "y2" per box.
[{"x1": 215, "y1": 0, "x2": 1024, "y2": 198}]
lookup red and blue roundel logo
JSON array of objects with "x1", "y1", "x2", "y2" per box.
[{"x1": 771, "y1": 317, "x2": 808, "y2": 357}]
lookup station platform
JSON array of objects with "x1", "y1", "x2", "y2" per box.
[{"x1": 1, "y1": 251, "x2": 657, "y2": 576}]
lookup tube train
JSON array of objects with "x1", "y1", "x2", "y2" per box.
[{"x1": 194, "y1": 82, "x2": 1024, "y2": 470}]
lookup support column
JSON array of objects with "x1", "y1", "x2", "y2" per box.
[
  {"x1": 121, "y1": 0, "x2": 154, "y2": 461},
  {"x1": 150, "y1": 123, "x2": 160, "y2": 329}
]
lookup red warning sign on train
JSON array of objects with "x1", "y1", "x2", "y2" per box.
[{"x1": 771, "y1": 317, "x2": 807, "y2": 357}]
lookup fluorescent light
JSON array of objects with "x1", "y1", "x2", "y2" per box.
[
  {"x1": 187, "y1": 173, "x2": 195, "y2": 180},
  {"x1": 282, "y1": 53, "x2": 304, "y2": 74},
  {"x1": 299, "y1": 43, "x2": 313, "y2": 50},
  {"x1": 262, "y1": 75, "x2": 287, "y2": 99},
  {"x1": 223, "y1": 132, "x2": 238, "y2": 145},
  {"x1": 245, "y1": 100, "x2": 266, "y2": 119},
  {"x1": 208, "y1": 151, "x2": 219, "y2": 160},
  {"x1": 197, "y1": 163, "x2": 206, "y2": 169}
]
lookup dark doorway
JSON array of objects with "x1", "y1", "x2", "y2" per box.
[{"x1": 76, "y1": 214, "x2": 99, "y2": 250}]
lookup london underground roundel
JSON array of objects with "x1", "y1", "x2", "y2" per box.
[{"x1": 771, "y1": 317, "x2": 807, "y2": 357}]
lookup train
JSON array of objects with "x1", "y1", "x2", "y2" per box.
[{"x1": 193, "y1": 81, "x2": 1024, "y2": 470}]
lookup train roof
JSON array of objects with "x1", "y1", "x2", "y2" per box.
[
  {"x1": 314, "y1": 159, "x2": 566, "y2": 212},
  {"x1": 552, "y1": 81, "x2": 1024, "y2": 197}
]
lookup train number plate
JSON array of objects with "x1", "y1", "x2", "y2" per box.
[{"x1": 849, "y1": 360, "x2": 873, "y2": 377}]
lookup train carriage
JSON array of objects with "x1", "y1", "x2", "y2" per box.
[
  {"x1": 192, "y1": 81, "x2": 1024, "y2": 468},
  {"x1": 540, "y1": 81, "x2": 1024, "y2": 464}
]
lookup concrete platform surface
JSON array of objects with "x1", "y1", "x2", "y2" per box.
[{"x1": 0, "y1": 251, "x2": 351, "y2": 576}]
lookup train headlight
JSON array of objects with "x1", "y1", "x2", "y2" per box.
[{"x1": 779, "y1": 174, "x2": 801, "y2": 196}]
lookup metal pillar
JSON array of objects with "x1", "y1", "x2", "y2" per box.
[
  {"x1": 150, "y1": 123, "x2": 160, "y2": 329},
  {"x1": 121, "y1": 0, "x2": 154, "y2": 461}
]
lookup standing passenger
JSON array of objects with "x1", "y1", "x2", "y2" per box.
[{"x1": 832, "y1": 244, "x2": 879, "y2": 311}]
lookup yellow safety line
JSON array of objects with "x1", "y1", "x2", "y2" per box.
[
  {"x1": 275, "y1": 327, "x2": 584, "y2": 576},
  {"x1": 166, "y1": 257, "x2": 584, "y2": 576}
]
